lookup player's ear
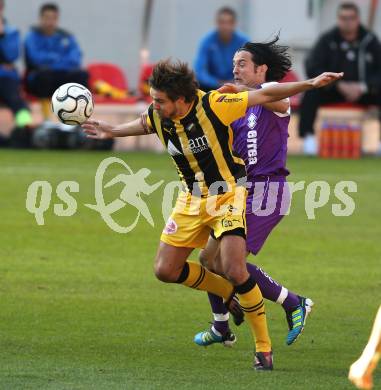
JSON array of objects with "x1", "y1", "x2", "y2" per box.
[
  {"x1": 258, "y1": 64, "x2": 268, "y2": 74},
  {"x1": 177, "y1": 96, "x2": 186, "y2": 104}
]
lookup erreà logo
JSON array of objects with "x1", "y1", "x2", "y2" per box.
[
  {"x1": 216, "y1": 95, "x2": 243, "y2": 103},
  {"x1": 248, "y1": 113, "x2": 257, "y2": 130}
]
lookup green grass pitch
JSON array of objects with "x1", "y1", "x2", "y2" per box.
[{"x1": 0, "y1": 150, "x2": 380, "y2": 389}]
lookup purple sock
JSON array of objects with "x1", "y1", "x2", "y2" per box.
[
  {"x1": 207, "y1": 292, "x2": 229, "y2": 335},
  {"x1": 206, "y1": 263, "x2": 300, "y2": 332},
  {"x1": 282, "y1": 293, "x2": 300, "y2": 312},
  {"x1": 246, "y1": 263, "x2": 300, "y2": 311}
]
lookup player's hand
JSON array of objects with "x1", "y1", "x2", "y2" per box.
[
  {"x1": 82, "y1": 119, "x2": 115, "y2": 139},
  {"x1": 218, "y1": 83, "x2": 247, "y2": 93},
  {"x1": 311, "y1": 72, "x2": 344, "y2": 89},
  {"x1": 218, "y1": 83, "x2": 238, "y2": 93}
]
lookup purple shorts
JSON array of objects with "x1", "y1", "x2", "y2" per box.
[{"x1": 245, "y1": 177, "x2": 290, "y2": 255}]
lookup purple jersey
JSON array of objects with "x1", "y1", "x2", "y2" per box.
[{"x1": 232, "y1": 84, "x2": 290, "y2": 181}]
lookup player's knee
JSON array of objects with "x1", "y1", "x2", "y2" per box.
[
  {"x1": 154, "y1": 260, "x2": 178, "y2": 283},
  {"x1": 223, "y1": 263, "x2": 249, "y2": 286},
  {"x1": 199, "y1": 252, "x2": 209, "y2": 269}
]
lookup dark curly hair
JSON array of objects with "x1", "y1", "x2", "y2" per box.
[
  {"x1": 238, "y1": 35, "x2": 292, "y2": 82},
  {"x1": 149, "y1": 59, "x2": 199, "y2": 103}
]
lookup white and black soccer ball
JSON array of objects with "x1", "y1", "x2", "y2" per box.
[{"x1": 51, "y1": 83, "x2": 94, "y2": 125}]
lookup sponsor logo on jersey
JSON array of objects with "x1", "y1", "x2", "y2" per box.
[
  {"x1": 247, "y1": 113, "x2": 258, "y2": 165},
  {"x1": 247, "y1": 129, "x2": 258, "y2": 165},
  {"x1": 167, "y1": 134, "x2": 209, "y2": 156},
  {"x1": 187, "y1": 135, "x2": 209, "y2": 154},
  {"x1": 216, "y1": 95, "x2": 243, "y2": 103}
]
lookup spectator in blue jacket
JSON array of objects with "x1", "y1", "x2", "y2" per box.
[
  {"x1": 194, "y1": 7, "x2": 249, "y2": 91},
  {"x1": 0, "y1": 0, "x2": 32, "y2": 130},
  {"x1": 24, "y1": 3, "x2": 88, "y2": 99}
]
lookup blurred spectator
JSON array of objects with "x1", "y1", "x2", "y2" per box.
[
  {"x1": 0, "y1": 0, "x2": 32, "y2": 133},
  {"x1": 194, "y1": 7, "x2": 249, "y2": 91},
  {"x1": 299, "y1": 2, "x2": 381, "y2": 155},
  {"x1": 24, "y1": 3, "x2": 88, "y2": 101}
]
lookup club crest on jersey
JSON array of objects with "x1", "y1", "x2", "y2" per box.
[
  {"x1": 163, "y1": 218, "x2": 178, "y2": 234},
  {"x1": 185, "y1": 122, "x2": 197, "y2": 132}
]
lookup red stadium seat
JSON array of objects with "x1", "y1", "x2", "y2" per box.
[
  {"x1": 87, "y1": 62, "x2": 138, "y2": 104},
  {"x1": 20, "y1": 71, "x2": 39, "y2": 102},
  {"x1": 138, "y1": 63, "x2": 155, "y2": 103},
  {"x1": 280, "y1": 70, "x2": 301, "y2": 111}
]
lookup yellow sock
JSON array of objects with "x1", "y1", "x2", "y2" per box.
[
  {"x1": 40, "y1": 98, "x2": 51, "y2": 120},
  {"x1": 180, "y1": 261, "x2": 233, "y2": 300},
  {"x1": 238, "y1": 282, "x2": 271, "y2": 352}
]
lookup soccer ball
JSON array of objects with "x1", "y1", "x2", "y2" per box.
[{"x1": 51, "y1": 83, "x2": 94, "y2": 125}]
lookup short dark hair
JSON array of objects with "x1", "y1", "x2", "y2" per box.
[
  {"x1": 238, "y1": 35, "x2": 292, "y2": 82},
  {"x1": 217, "y1": 6, "x2": 237, "y2": 20},
  {"x1": 40, "y1": 2, "x2": 59, "y2": 15},
  {"x1": 149, "y1": 59, "x2": 199, "y2": 103},
  {"x1": 338, "y1": 2, "x2": 360, "y2": 15}
]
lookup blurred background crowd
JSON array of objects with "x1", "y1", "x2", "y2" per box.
[{"x1": 0, "y1": 0, "x2": 380, "y2": 156}]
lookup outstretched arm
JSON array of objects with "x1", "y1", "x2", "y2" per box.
[
  {"x1": 218, "y1": 83, "x2": 289, "y2": 113},
  {"x1": 82, "y1": 114, "x2": 150, "y2": 139},
  {"x1": 246, "y1": 72, "x2": 343, "y2": 107}
]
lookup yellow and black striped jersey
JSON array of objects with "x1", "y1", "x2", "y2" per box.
[{"x1": 147, "y1": 89, "x2": 248, "y2": 196}]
